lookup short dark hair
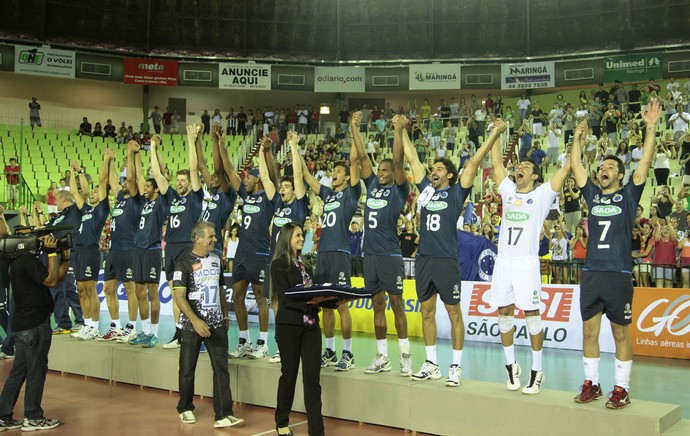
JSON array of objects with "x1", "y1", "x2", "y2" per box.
[
  {"x1": 379, "y1": 158, "x2": 394, "y2": 169},
  {"x1": 177, "y1": 169, "x2": 190, "y2": 179},
  {"x1": 434, "y1": 157, "x2": 458, "y2": 185},
  {"x1": 600, "y1": 154, "x2": 626, "y2": 176},
  {"x1": 523, "y1": 158, "x2": 542, "y2": 182},
  {"x1": 146, "y1": 178, "x2": 158, "y2": 189},
  {"x1": 279, "y1": 176, "x2": 294, "y2": 187},
  {"x1": 334, "y1": 161, "x2": 349, "y2": 173}
]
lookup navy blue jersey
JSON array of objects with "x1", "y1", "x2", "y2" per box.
[
  {"x1": 135, "y1": 193, "x2": 170, "y2": 249},
  {"x1": 362, "y1": 174, "x2": 409, "y2": 256},
  {"x1": 75, "y1": 201, "x2": 110, "y2": 247},
  {"x1": 110, "y1": 191, "x2": 144, "y2": 251},
  {"x1": 48, "y1": 203, "x2": 82, "y2": 249},
  {"x1": 237, "y1": 185, "x2": 274, "y2": 255},
  {"x1": 165, "y1": 188, "x2": 204, "y2": 243},
  {"x1": 202, "y1": 187, "x2": 237, "y2": 253},
  {"x1": 581, "y1": 179, "x2": 643, "y2": 273},
  {"x1": 271, "y1": 195, "x2": 308, "y2": 246},
  {"x1": 416, "y1": 178, "x2": 471, "y2": 260},
  {"x1": 318, "y1": 183, "x2": 362, "y2": 253}
]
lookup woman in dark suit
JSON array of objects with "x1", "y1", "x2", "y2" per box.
[{"x1": 271, "y1": 222, "x2": 337, "y2": 436}]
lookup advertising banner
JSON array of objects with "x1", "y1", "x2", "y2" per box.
[
  {"x1": 408, "y1": 63, "x2": 461, "y2": 90},
  {"x1": 501, "y1": 61, "x2": 555, "y2": 90},
  {"x1": 123, "y1": 58, "x2": 178, "y2": 86},
  {"x1": 632, "y1": 287, "x2": 690, "y2": 359},
  {"x1": 219, "y1": 63, "x2": 271, "y2": 90},
  {"x1": 14, "y1": 44, "x2": 75, "y2": 79},
  {"x1": 604, "y1": 52, "x2": 663, "y2": 83},
  {"x1": 314, "y1": 66, "x2": 365, "y2": 92}
]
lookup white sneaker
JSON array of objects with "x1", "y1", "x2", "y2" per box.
[
  {"x1": 228, "y1": 342, "x2": 252, "y2": 358},
  {"x1": 179, "y1": 411, "x2": 196, "y2": 424},
  {"x1": 116, "y1": 327, "x2": 137, "y2": 343},
  {"x1": 79, "y1": 326, "x2": 100, "y2": 341},
  {"x1": 163, "y1": 338, "x2": 180, "y2": 349},
  {"x1": 269, "y1": 352, "x2": 281, "y2": 364},
  {"x1": 522, "y1": 370, "x2": 544, "y2": 395},
  {"x1": 410, "y1": 360, "x2": 442, "y2": 381},
  {"x1": 213, "y1": 415, "x2": 244, "y2": 428},
  {"x1": 364, "y1": 354, "x2": 391, "y2": 374},
  {"x1": 445, "y1": 364, "x2": 462, "y2": 387},
  {"x1": 248, "y1": 342, "x2": 268, "y2": 359},
  {"x1": 70, "y1": 326, "x2": 87, "y2": 339},
  {"x1": 400, "y1": 353, "x2": 412, "y2": 377},
  {"x1": 506, "y1": 363, "x2": 521, "y2": 391}
]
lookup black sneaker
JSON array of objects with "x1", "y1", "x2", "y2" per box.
[
  {"x1": 21, "y1": 417, "x2": 60, "y2": 431},
  {"x1": 321, "y1": 348, "x2": 337, "y2": 367},
  {"x1": 0, "y1": 418, "x2": 22, "y2": 430}
]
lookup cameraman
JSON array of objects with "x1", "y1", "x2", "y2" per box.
[
  {"x1": 0, "y1": 206, "x2": 14, "y2": 359},
  {"x1": 0, "y1": 235, "x2": 69, "y2": 431}
]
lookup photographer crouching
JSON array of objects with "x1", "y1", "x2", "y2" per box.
[{"x1": 0, "y1": 234, "x2": 70, "y2": 431}]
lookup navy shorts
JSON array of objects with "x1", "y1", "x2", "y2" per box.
[
  {"x1": 415, "y1": 256, "x2": 462, "y2": 305},
  {"x1": 232, "y1": 252, "x2": 269, "y2": 286},
  {"x1": 73, "y1": 246, "x2": 101, "y2": 281},
  {"x1": 363, "y1": 255, "x2": 404, "y2": 295},
  {"x1": 133, "y1": 247, "x2": 162, "y2": 283},
  {"x1": 314, "y1": 251, "x2": 351, "y2": 286},
  {"x1": 580, "y1": 271, "x2": 634, "y2": 326},
  {"x1": 165, "y1": 242, "x2": 193, "y2": 281},
  {"x1": 104, "y1": 249, "x2": 134, "y2": 282}
]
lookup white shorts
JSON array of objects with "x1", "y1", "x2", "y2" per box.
[
  {"x1": 489, "y1": 256, "x2": 542, "y2": 311},
  {"x1": 532, "y1": 123, "x2": 543, "y2": 136}
]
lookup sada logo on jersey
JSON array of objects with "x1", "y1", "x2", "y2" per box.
[
  {"x1": 273, "y1": 216, "x2": 291, "y2": 227},
  {"x1": 505, "y1": 211, "x2": 529, "y2": 222},
  {"x1": 591, "y1": 205, "x2": 621, "y2": 216},
  {"x1": 366, "y1": 198, "x2": 388, "y2": 209},
  {"x1": 170, "y1": 205, "x2": 186, "y2": 214},
  {"x1": 324, "y1": 202, "x2": 340, "y2": 211},
  {"x1": 207, "y1": 202, "x2": 217, "y2": 210},
  {"x1": 243, "y1": 205, "x2": 260, "y2": 214},
  {"x1": 425, "y1": 201, "x2": 447, "y2": 211},
  {"x1": 111, "y1": 208, "x2": 124, "y2": 217}
]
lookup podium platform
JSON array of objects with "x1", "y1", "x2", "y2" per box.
[{"x1": 48, "y1": 336, "x2": 687, "y2": 436}]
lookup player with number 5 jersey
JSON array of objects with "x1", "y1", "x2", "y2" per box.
[
  {"x1": 488, "y1": 119, "x2": 571, "y2": 395},
  {"x1": 403, "y1": 117, "x2": 506, "y2": 387},
  {"x1": 570, "y1": 100, "x2": 662, "y2": 410}
]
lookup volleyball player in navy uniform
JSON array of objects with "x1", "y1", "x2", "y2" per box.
[
  {"x1": 301, "y1": 139, "x2": 362, "y2": 371},
  {"x1": 68, "y1": 156, "x2": 109, "y2": 341},
  {"x1": 403, "y1": 118, "x2": 506, "y2": 386},
  {"x1": 99, "y1": 149, "x2": 143, "y2": 341},
  {"x1": 349, "y1": 112, "x2": 412, "y2": 376},
  {"x1": 264, "y1": 131, "x2": 308, "y2": 364},
  {"x1": 128, "y1": 137, "x2": 170, "y2": 348},
  {"x1": 571, "y1": 101, "x2": 661, "y2": 409},
  {"x1": 162, "y1": 124, "x2": 204, "y2": 348},
  {"x1": 227, "y1": 136, "x2": 276, "y2": 359}
]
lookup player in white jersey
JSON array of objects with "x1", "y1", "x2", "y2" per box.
[{"x1": 488, "y1": 126, "x2": 571, "y2": 395}]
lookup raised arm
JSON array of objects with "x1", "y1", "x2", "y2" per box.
[
  {"x1": 107, "y1": 151, "x2": 121, "y2": 196},
  {"x1": 211, "y1": 125, "x2": 230, "y2": 193},
  {"x1": 392, "y1": 115, "x2": 407, "y2": 186},
  {"x1": 461, "y1": 119, "x2": 507, "y2": 188},
  {"x1": 350, "y1": 111, "x2": 372, "y2": 179},
  {"x1": 287, "y1": 131, "x2": 306, "y2": 199},
  {"x1": 261, "y1": 135, "x2": 280, "y2": 189},
  {"x1": 633, "y1": 100, "x2": 662, "y2": 186},
  {"x1": 97, "y1": 148, "x2": 109, "y2": 202},
  {"x1": 349, "y1": 137, "x2": 361, "y2": 187},
  {"x1": 150, "y1": 136, "x2": 170, "y2": 195},
  {"x1": 570, "y1": 121, "x2": 588, "y2": 188},
  {"x1": 549, "y1": 158, "x2": 571, "y2": 192},
  {"x1": 300, "y1": 156, "x2": 322, "y2": 194},
  {"x1": 258, "y1": 140, "x2": 276, "y2": 201},
  {"x1": 197, "y1": 125, "x2": 214, "y2": 187},
  {"x1": 215, "y1": 128, "x2": 241, "y2": 192},
  {"x1": 126, "y1": 140, "x2": 139, "y2": 197},
  {"x1": 187, "y1": 124, "x2": 202, "y2": 192},
  {"x1": 490, "y1": 121, "x2": 508, "y2": 186},
  {"x1": 68, "y1": 163, "x2": 85, "y2": 210},
  {"x1": 401, "y1": 125, "x2": 427, "y2": 184}
]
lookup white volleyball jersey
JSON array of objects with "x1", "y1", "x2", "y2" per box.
[{"x1": 497, "y1": 178, "x2": 558, "y2": 258}]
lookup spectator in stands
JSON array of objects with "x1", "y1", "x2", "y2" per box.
[
  {"x1": 92, "y1": 122, "x2": 103, "y2": 137},
  {"x1": 550, "y1": 225, "x2": 569, "y2": 284},
  {"x1": 3, "y1": 158, "x2": 20, "y2": 210},
  {"x1": 663, "y1": 92, "x2": 677, "y2": 130},
  {"x1": 653, "y1": 185, "x2": 675, "y2": 219},
  {"x1": 669, "y1": 104, "x2": 690, "y2": 146},
  {"x1": 200, "y1": 110, "x2": 211, "y2": 135},
  {"x1": 236, "y1": 107, "x2": 248, "y2": 135},
  {"x1": 615, "y1": 142, "x2": 632, "y2": 185},
  {"x1": 569, "y1": 224, "x2": 587, "y2": 283},
  {"x1": 149, "y1": 106, "x2": 162, "y2": 134},
  {"x1": 225, "y1": 108, "x2": 236, "y2": 136},
  {"x1": 679, "y1": 229, "x2": 690, "y2": 289},
  {"x1": 652, "y1": 224, "x2": 678, "y2": 288},
  {"x1": 347, "y1": 221, "x2": 363, "y2": 278},
  {"x1": 517, "y1": 120, "x2": 533, "y2": 161},
  {"x1": 224, "y1": 223, "x2": 239, "y2": 274},
  {"x1": 103, "y1": 120, "x2": 116, "y2": 138},
  {"x1": 546, "y1": 121, "x2": 561, "y2": 169},
  {"x1": 45, "y1": 182, "x2": 58, "y2": 214},
  {"x1": 670, "y1": 200, "x2": 689, "y2": 225},
  {"x1": 517, "y1": 93, "x2": 531, "y2": 124},
  {"x1": 78, "y1": 117, "x2": 92, "y2": 136},
  {"x1": 653, "y1": 142, "x2": 672, "y2": 186},
  {"x1": 163, "y1": 107, "x2": 174, "y2": 134},
  {"x1": 528, "y1": 141, "x2": 546, "y2": 173},
  {"x1": 530, "y1": 102, "x2": 545, "y2": 139},
  {"x1": 28, "y1": 97, "x2": 41, "y2": 130}
]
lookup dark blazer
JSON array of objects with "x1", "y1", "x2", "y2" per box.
[{"x1": 270, "y1": 257, "x2": 337, "y2": 326}]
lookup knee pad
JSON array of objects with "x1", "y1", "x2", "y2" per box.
[
  {"x1": 525, "y1": 315, "x2": 543, "y2": 336},
  {"x1": 498, "y1": 315, "x2": 514, "y2": 334}
]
